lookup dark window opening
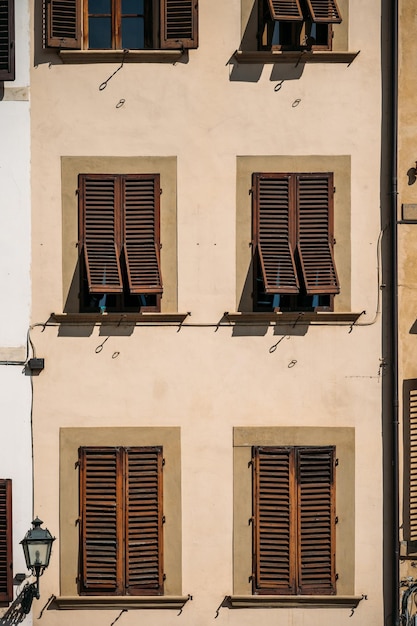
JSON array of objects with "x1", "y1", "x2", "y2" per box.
[{"x1": 87, "y1": 0, "x2": 154, "y2": 50}]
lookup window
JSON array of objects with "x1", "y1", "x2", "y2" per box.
[
  {"x1": 0, "y1": 0, "x2": 15, "y2": 80},
  {"x1": 258, "y1": 0, "x2": 341, "y2": 51},
  {"x1": 79, "y1": 446, "x2": 163, "y2": 596},
  {"x1": 252, "y1": 172, "x2": 339, "y2": 312},
  {"x1": 0, "y1": 479, "x2": 12, "y2": 604},
  {"x1": 46, "y1": 0, "x2": 198, "y2": 51},
  {"x1": 252, "y1": 446, "x2": 336, "y2": 595},
  {"x1": 78, "y1": 173, "x2": 162, "y2": 313}
]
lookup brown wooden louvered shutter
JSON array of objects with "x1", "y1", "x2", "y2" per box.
[
  {"x1": 267, "y1": 0, "x2": 303, "y2": 21},
  {"x1": 46, "y1": 0, "x2": 81, "y2": 49},
  {"x1": 253, "y1": 447, "x2": 296, "y2": 594},
  {"x1": 403, "y1": 380, "x2": 417, "y2": 543},
  {"x1": 253, "y1": 173, "x2": 299, "y2": 295},
  {"x1": 0, "y1": 0, "x2": 14, "y2": 80},
  {"x1": 79, "y1": 174, "x2": 124, "y2": 294},
  {"x1": 123, "y1": 175, "x2": 163, "y2": 295},
  {"x1": 125, "y1": 447, "x2": 163, "y2": 595},
  {"x1": 0, "y1": 480, "x2": 12, "y2": 603},
  {"x1": 296, "y1": 447, "x2": 336, "y2": 595},
  {"x1": 306, "y1": 0, "x2": 342, "y2": 23},
  {"x1": 160, "y1": 0, "x2": 198, "y2": 49},
  {"x1": 79, "y1": 447, "x2": 123, "y2": 594},
  {"x1": 296, "y1": 173, "x2": 339, "y2": 295}
]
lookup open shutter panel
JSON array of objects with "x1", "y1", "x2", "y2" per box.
[
  {"x1": 125, "y1": 448, "x2": 163, "y2": 595},
  {"x1": 254, "y1": 174, "x2": 299, "y2": 294},
  {"x1": 296, "y1": 447, "x2": 336, "y2": 595},
  {"x1": 79, "y1": 447, "x2": 123, "y2": 594},
  {"x1": 253, "y1": 447, "x2": 296, "y2": 594},
  {"x1": 297, "y1": 174, "x2": 339, "y2": 295},
  {"x1": 161, "y1": 0, "x2": 198, "y2": 49},
  {"x1": 80, "y1": 175, "x2": 123, "y2": 294},
  {"x1": 403, "y1": 380, "x2": 417, "y2": 542},
  {"x1": 0, "y1": 0, "x2": 14, "y2": 80},
  {"x1": 267, "y1": 0, "x2": 303, "y2": 21},
  {"x1": 123, "y1": 176, "x2": 163, "y2": 295},
  {"x1": 306, "y1": 0, "x2": 342, "y2": 23},
  {"x1": 46, "y1": 0, "x2": 81, "y2": 48},
  {"x1": 0, "y1": 480, "x2": 12, "y2": 603}
]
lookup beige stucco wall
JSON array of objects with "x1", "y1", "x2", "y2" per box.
[
  {"x1": 398, "y1": 0, "x2": 417, "y2": 584},
  {"x1": 29, "y1": 1, "x2": 384, "y2": 625}
]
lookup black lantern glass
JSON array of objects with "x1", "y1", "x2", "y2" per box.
[{"x1": 20, "y1": 517, "x2": 55, "y2": 576}]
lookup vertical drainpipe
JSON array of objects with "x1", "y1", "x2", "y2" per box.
[{"x1": 390, "y1": 0, "x2": 399, "y2": 622}]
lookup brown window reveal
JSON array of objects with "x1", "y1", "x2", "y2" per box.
[
  {"x1": 78, "y1": 173, "x2": 162, "y2": 302},
  {"x1": 252, "y1": 172, "x2": 339, "y2": 304},
  {"x1": 0, "y1": 480, "x2": 12, "y2": 604},
  {"x1": 252, "y1": 446, "x2": 336, "y2": 596},
  {"x1": 46, "y1": 0, "x2": 198, "y2": 50},
  {"x1": 0, "y1": 0, "x2": 15, "y2": 80},
  {"x1": 79, "y1": 446, "x2": 164, "y2": 596}
]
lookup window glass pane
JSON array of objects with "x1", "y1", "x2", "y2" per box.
[
  {"x1": 89, "y1": 17, "x2": 112, "y2": 49},
  {"x1": 89, "y1": 0, "x2": 111, "y2": 13},
  {"x1": 122, "y1": 17, "x2": 145, "y2": 49},
  {"x1": 122, "y1": 0, "x2": 144, "y2": 13}
]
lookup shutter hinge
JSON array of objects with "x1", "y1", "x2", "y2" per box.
[
  {"x1": 76, "y1": 188, "x2": 79, "y2": 195},
  {"x1": 160, "y1": 188, "x2": 162, "y2": 195},
  {"x1": 248, "y1": 516, "x2": 254, "y2": 526},
  {"x1": 249, "y1": 188, "x2": 253, "y2": 195},
  {"x1": 248, "y1": 460, "x2": 253, "y2": 468},
  {"x1": 162, "y1": 457, "x2": 165, "y2": 466},
  {"x1": 249, "y1": 574, "x2": 254, "y2": 582},
  {"x1": 75, "y1": 460, "x2": 80, "y2": 469},
  {"x1": 333, "y1": 186, "x2": 336, "y2": 193},
  {"x1": 335, "y1": 516, "x2": 339, "y2": 524},
  {"x1": 335, "y1": 458, "x2": 339, "y2": 466},
  {"x1": 162, "y1": 516, "x2": 166, "y2": 524},
  {"x1": 75, "y1": 517, "x2": 81, "y2": 526},
  {"x1": 163, "y1": 573, "x2": 166, "y2": 581},
  {"x1": 336, "y1": 573, "x2": 339, "y2": 580}
]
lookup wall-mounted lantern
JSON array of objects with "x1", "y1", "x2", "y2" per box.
[{"x1": 20, "y1": 517, "x2": 55, "y2": 613}]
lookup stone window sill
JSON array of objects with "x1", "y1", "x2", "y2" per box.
[
  {"x1": 233, "y1": 50, "x2": 360, "y2": 65},
  {"x1": 50, "y1": 313, "x2": 190, "y2": 325},
  {"x1": 223, "y1": 312, "x2": 364, "y2": 325},
  {"x1": 53, "y1": 595, "x2": 190, "y2": 610},
  {"x1": 225, "y1": 595, "x2": 364, "y2": 609},
  {"x1": 59, "y1": 50, "x2": 184, "y2": 64}
]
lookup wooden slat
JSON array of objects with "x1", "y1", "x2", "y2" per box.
[
  {"x1": 125, "y1": 448, "x2": 163, "y2": 595},
  {"x1": 296, "y1": 447, "x2": 336, "y2": 595},
  {"x1": 297, "y1": 174, "x2": 339, "y2": 295},
  {"x1": 161, "y1": 0, "x2": 198, "y2": 49},
  {"x1": 267, "y1": 0, "x2": 303, "y2": 21},
  {"x1": 0, "y1": 480, "x2": 12, "y2": 603},
  {"x1": 306, "y1": 0, "x2": 342, "y2": 23},
  {"x1": 253, "y1": 174, "x2": 299, "y2": 295},
  {"x1": 403, "y1": 381, "x2": 417, "y2": 542},
  {"x1": 46, "y1": 0, "x2": 81, "y2": 48},
  {"x1": 253, "y1": 447, "x2": 296, "y2": 594},
  {"x1": 79, "y1": 448, "x2": 123, "y2": 594},
  {"x1": 79, "y1": 175, "x2": 123, "y2": 294},
  {"x1": 123, "y1": 176, "x2": 163, "y2": 295},
  {"x1": 0, "y1": 0, "x2": 14, "y2": 80}
]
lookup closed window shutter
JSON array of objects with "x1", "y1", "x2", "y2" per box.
[
  {"x1": 267, "y1": 0, "x2": 303, "y2": 21},
  {"x1": 296, "y1": 447, "x2": 336, "y2": 595},
  {"x1": 0, "y1": 480, "x2": 12, "y2": 603},
  {"x1": 306, "y1": 0, "x2": 342, "y2": 23},
  {"x1": 403, "y1": 380, "x2": 417, "y2": 543},
  {"x1": 79, "y1": 175, "x2": 124, "y2": 294},
  {"x1": 0, "y1": 0, "x2": 14, "y2": 81},
  {"x1": 160, "y1": 0, "x2": 198, "y2": 49},
  {"x1": 253, "y1": 447, "x2": 296, "y2": 594},
  {"x1": 46, "y1": 0, "x2": 81, "y2": 49},
  {"x1": 253, "y1": 173, "x2": 299, "y2": 295},
  {"x1": 79, "y1": 448, "x2": 123, "y2": 594},
  {"x1": 296, "y1": 174, "x2": 339, "y2": 295},
  {"x1": 123, "y1": 176, "x2": 163, "y2": 295},
  {"x1": 125, "y1": 447, "x2": 163, "y2": 595}
]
